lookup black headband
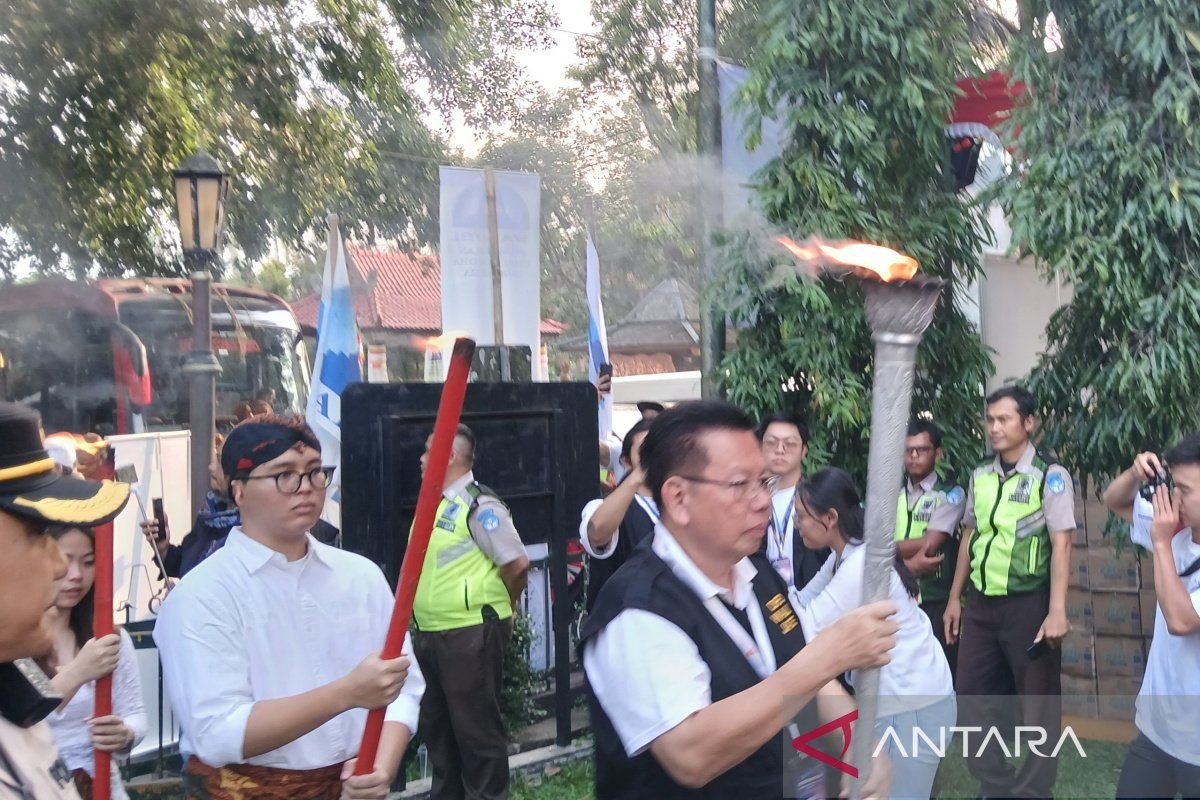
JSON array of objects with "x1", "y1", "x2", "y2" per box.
[{"x1": 221, "y1": 422, "x2": 321, "y2": 481}]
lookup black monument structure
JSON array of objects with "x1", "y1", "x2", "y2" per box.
[{"x1": 341, "y1": 380, "x2": 598, "y2": 747}]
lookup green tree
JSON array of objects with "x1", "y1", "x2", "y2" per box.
[
  {"x1": 714, "y1": 0, "x2": 995, "y2": 480},
  {"x1": 1002, "y1": 1, "x2": 1200, "y2": 487},
  {"x1": 0, "y1": 0, "x2": 552, "y2": 280}
]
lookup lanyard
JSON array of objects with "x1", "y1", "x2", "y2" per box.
[
  {"x1": 768, "y1": 491, "x2": 794, "y2": 557},
  {"x1": 634, "y1": 495, "x2": 660, "y2": 525},
  {"x1": 702, "y1": 593, "x2": 777, "y2": 680}
]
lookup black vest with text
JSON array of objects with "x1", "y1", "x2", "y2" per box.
[
  {"x1": 580, "y1": 544, "x2": 820, "y2": 799},
  {"x1": 585, "y1": 498, "x2": 658, "y2": 612}
]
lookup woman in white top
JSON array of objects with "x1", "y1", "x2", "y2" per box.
[
  {"x1": 42, "y1": 524, "x2": 146, "y2": 800},
  {"x1": 790, "y1": 468, "x2": 954, "y2": 800}
]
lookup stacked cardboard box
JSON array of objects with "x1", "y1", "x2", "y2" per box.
[{"x1": 1072, "y1": 484, "x2": 1146, "y2": 723}]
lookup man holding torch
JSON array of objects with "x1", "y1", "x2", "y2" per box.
[
  {"x1": 154, "y1": 415, "x2": 424, "y2": 799},
  {"x1": 582, "y1": 401, "x2": 897, "y2": 799},
  {"x1": 944, "y1": 386, "x2": 1075, "y2": 799}
]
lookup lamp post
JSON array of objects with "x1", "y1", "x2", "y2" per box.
[{"x1": 173, "y1": 150, "x2": 229, "y2": 520}]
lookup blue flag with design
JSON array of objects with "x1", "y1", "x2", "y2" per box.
[{"x1": 306, "y1": 220, "x2": 361, "y2": 498}]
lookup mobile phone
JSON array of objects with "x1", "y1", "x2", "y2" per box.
[
  {"x1": 1026, "y1": 639, "x2": 1050, "y2": 660},
  {"x1": 152, "y1": 497, "x2": 169, "y2": 543},
  {"x1": 599, "y1": 363, "x2": 613, "y2": 379}
]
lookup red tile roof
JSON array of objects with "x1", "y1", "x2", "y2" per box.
[{"x1": 292, "y1": 247, "x2": 567, "y2": 337}]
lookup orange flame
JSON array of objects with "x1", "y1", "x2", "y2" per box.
[
  {"x1": 775, "y1": 236, "x2": 918, "y2": 282},
  {"x1": 418, "y1": 331, "x2": 468, "y2": 352}
]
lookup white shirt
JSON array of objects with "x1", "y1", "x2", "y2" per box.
[
  {"x1": 790, "y1": 544, "x2": 952, "y2": 715},
  {"x1": 154, "y1": 528, "x2": 425, "y2": 769},
  {"x1": 765, "y1": 487, "x2": 797, "y2": 586},
  {"x1": 582, "y1": 524, "x2": 776, "y2": 757},
  {"x1": 578, "y1": 495, "x2": 659, "y2": 559},
  {"x1": 46, "y1": 629, "x2": 146, "y2": 800},
  {"x1": 1129, "y1": 496, "x2": 1200, "y2": 765}
]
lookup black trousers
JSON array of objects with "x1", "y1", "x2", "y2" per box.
[
  {"x1": 413, "y1": 618, "x2": 513, "y2": 800},
  {"x1": 1117, "y1": 732, "x2": 1200, "y2": 799},
  {"x1": 956, "y1": 587, "x2": 1062, "y2": 799},
  {"x1": 920, "y1": 596, "x2": 958, "y2": 685}
]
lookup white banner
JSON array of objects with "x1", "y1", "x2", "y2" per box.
[
  {"x1": 438, "y1": 167, "x2": 542, "y2": 371},
  {"x1": 718, "y1": 61, "x2": 789, "y2": 225}
]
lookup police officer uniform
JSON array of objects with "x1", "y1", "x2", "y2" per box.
[
  {"x1": 893, "y1": 473, "x2": 966, "y2": 676},
  {"x1": 956, "y1": 442, "x2": 1076, "y2": 799},
  {"x1": 412, "y1": 470, "x2": 527, "y2": 800}
]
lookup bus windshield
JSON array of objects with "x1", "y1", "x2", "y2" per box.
[{"x1": 0, "y1": 282, "x2": 309, "y2": 435}]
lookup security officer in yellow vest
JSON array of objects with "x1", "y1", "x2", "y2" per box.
[
  {"x1": 944, "y1": 386, "x2": 1076, "y2": 800},
  {"x1": 412, "y1": 424, "x2": 529, "y2": 800},
  {"x1": 893, "y1": 418, "x2": 966, "y2": 681}
]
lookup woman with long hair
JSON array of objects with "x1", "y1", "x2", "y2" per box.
[
  {"x1": 791, "y1": 467, "x2": 954, "y2": 800},
  {"x1": 42, "y1": 524, "x2": 146, "y2": 800}
]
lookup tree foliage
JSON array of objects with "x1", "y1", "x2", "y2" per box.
[
  {"x1": 0, "y1": 0, "x2": 552, "y2": 279},
  {"x1": 715, "y1": 0, "x2": 995, "y2": 480},
  {"x1": 1002, "y1": 0, "x2": 1200, "y2": 486}
]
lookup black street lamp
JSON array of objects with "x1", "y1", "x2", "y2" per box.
[
  {"x1": 173, "y1": 150, "x2": 230, "y2": 270},
  {"x1": 173, "y1": 150, "x2": 228, "y2": 520}
]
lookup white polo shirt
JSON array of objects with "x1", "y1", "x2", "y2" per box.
[{"x1": 1129, "y1": 496, "x2": 1200, "y2": 765}]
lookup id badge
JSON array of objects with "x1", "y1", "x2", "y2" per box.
[{"x1": 772, "y1": 556, "x2": 793, "y2": 584}]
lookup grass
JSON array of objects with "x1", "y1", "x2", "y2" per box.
[{"x1": 128, "y1": 737, "x2": 1126, "y2": 799}]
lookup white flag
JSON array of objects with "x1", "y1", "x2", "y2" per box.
[{"x1": 586, "y1": 232, "x2": 612, "y2": 439}]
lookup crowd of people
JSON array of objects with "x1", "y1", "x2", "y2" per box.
[{"x1": 0, "y1": 378, "x2": 1197, "y2": 799}]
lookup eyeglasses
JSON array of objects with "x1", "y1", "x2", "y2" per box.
[
  {"x1": 763, "y1": 438, "x2": 803, "y2": 453},
  {"x1": 241, "y1": 466, "x2": 335, "y2": 494},
  {"x1": 680, "y1": 473, "x2": 780, "y2": 499},
  {"x1": 905, "y1": 446, "x2": 935, "y2": 456}
]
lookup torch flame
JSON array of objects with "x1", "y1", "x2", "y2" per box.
[
  {"x1": 419, "y1": 331, "x2": 468, "y2": 352},
  {"x1": 775, "y1": 236, "x2": 918, "y2": 282}
]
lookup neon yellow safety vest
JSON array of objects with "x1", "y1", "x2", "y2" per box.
[
  {"x1": 412, "y1": 485, "x2": 513, "y2": 631},
  {"x1": 893, "y1": 478, "x2": 960, "y2": 603},
  {"x1": 967, "y1": 454, "x2": 1054, "y2": 596}
]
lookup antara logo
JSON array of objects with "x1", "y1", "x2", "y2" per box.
[{"x1": 791, "y1": 710, "x2": 1088, "y2": 777}]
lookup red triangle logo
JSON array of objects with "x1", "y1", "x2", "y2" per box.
[{"x1": 791, "y1": 709, "x2": 858, "y2": 778}]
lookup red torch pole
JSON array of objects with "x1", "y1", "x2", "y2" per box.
[
  {"x1": 93, "y1": 445, "x2": 116, "y2": 800},
  {"x1": 354, "y1": 337, "x2": 476, "y2": 776}
]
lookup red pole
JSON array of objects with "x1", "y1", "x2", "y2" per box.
[
  {"x1": 93, "y1": 446, "x2": 115, "y2": 800},
  {"x1": 354, "y1": 337, "x2": 476, "y2": 776}
]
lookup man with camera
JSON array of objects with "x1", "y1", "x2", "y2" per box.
[{"x1": 1103, "y1": 436, "x2": 1200, "y2": 798}]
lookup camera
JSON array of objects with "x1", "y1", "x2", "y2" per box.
[{"x1": 1139, "y1": 463, "x2": 1173, "y2": 502}]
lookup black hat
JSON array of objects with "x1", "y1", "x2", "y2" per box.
[
  {"x1": 636, "y1": 401, "x2": 666, "y2": 416},
  {"x1": 0, "y1": 402, "x2": 129, "y2": 526}
]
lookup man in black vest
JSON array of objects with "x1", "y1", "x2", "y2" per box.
[{"x1": 581, "y1": 401, "x2": 898, "y2": 799}]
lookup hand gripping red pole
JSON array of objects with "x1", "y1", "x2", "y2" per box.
[
  {"x1": 354, "y1": 337, "x2": 476, "y2": 776},
  {"x1": 93, "y1": 446, "x2": 116, "y2": 800}
]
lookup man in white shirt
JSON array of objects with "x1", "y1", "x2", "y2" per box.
[
  {"x1": 155, "y1": 416, "x2": 423, "y2": 799},
  {"x1": 757, "y1": 413, "x2": 828, "y2": 590},
  {"x1": 1102, "y1": 439, "x2": 1200, "y2": 798},
  {"x1": 581, "y1": 400, "x2": 898, "y2": 799}
]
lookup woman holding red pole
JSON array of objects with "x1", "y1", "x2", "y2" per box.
[{"x1": 42, "y1": 524, "x2": 146, "y2": 800}]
